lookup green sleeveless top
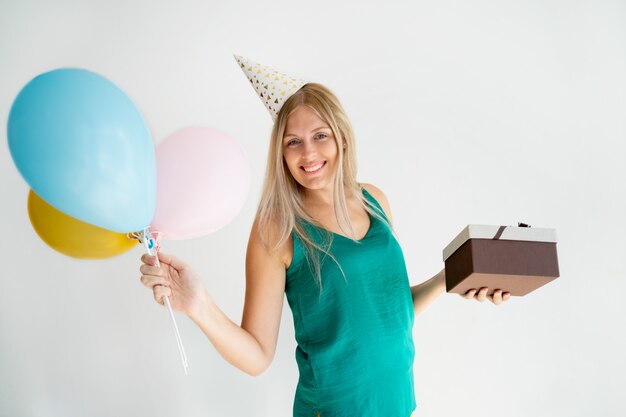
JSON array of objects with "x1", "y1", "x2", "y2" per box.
[{"x1": 285, "y1": 187, "x2": 416, "y2": 417}]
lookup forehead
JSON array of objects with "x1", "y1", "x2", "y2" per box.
[{"x1": 284, "y1": 105, "x2": 329, "y2": 134}]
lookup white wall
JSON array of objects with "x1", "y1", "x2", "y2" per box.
[{"x1": 1, "y1": 0, "x2": 624, "y2": 416}]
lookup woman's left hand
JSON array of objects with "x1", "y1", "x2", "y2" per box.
[{"x1": 461, "y1": 287, "x2": 511, "y2": 305}]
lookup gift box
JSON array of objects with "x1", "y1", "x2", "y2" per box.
[{"x1": 443, "y1": 223, "x2": 559, "y2": 297}]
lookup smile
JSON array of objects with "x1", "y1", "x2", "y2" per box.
[{"x1": 301, "y1": 161, "x2": 326, "y2": 174}]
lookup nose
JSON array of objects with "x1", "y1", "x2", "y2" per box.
[{"x1": 301, "y1": 140, "x2": 317, "y2": 159}]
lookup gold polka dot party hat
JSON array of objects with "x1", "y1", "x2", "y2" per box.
[{"x1": 234, "y1": 54, "x2": 307, "y2": 121}]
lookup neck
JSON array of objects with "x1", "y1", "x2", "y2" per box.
[
  {"x1": 301, "y1": 183, "x2": 360, "y2": 209},
  {"x1": 302, "y1": 186, "x2": 336, "y2": 209}
]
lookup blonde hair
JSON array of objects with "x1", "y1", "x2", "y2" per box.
[{"x1": 255, "y1": 83, "x2": 392, "y2": 291}]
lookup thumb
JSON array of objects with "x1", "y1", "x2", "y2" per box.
[{"x1": 157, "y1": 251, "x2": 186, "y2": 270}]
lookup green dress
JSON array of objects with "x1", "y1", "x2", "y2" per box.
[{"x1": 285, "y1": 187, "x2": 416, "y2": 417}]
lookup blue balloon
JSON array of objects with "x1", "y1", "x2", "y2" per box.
[{"x1": 8, "y1": 68, "x2": 156, "y2": 233}]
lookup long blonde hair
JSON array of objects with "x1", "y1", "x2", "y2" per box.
[{"x1": 255, "y1": 83, "x2": 391, "y2": 291}]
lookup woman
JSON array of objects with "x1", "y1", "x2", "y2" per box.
[{"x1": 139, "y1": 77, "x2": 510, "y2": 416}]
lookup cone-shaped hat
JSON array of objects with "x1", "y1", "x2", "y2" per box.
[{"x1": 234, "y1": 54, "x2": 307, "y2": 121}]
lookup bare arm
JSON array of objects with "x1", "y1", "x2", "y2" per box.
[
  {"x1": 140, "y1": 218, "x2": 287, "y2": 377},
  {"x1": 410, "y1": 270, "x2": 446, "y2": 316},
  {"x1": 188, "y1": 291, "x2": 271, "y2": 376},
  {"x1": 189, "y1": 218, "x2": 286, "y2": 376}
]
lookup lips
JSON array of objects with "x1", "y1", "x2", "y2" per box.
[{"x1": 301, "y1": 161, "x2": 326, "y2": 174}]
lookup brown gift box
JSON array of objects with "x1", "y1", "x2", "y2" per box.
[{"x1": 443, "y1": 223, "x2": 560, "y2": 297}]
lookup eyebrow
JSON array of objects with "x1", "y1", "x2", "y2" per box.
[{"x1": 284, "y1": 126, "x2": 330, "y2": 138}]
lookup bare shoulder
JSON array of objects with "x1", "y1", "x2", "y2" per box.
[
  {"x1": 361, "y1": 183, "x2": 394, "y2": 225},
  {"x1": 247, "y1": 216, "x2": 293, "y2": 270}
]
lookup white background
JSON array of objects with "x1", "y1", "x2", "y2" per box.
[{"x1": 1, "y1": 0, "x2": 625, "y2": 416}]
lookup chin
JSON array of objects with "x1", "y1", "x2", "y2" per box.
[{"x1": 297, "y1": 177, "x2": 335, "y2": 191}]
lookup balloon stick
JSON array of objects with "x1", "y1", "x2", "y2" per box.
[{"x1": 141, "y1": 228, "x2": 189, "y2": 375}]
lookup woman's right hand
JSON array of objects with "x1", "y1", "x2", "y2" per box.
[{"x1": 139, "y1": 252, "x2": 209, "y2": 317}]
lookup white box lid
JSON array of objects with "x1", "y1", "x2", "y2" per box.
[{"x1": 442, "y1": 224, "x2": 558, "y2": 261}]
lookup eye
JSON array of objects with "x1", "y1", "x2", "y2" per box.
[
  {"x1": 286, "y1": 138, "x2": 300, "y2": 146},
  {"x1": 315, "y1": 133, "x2": 327, "y2": 140}
]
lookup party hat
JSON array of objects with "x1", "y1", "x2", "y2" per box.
[{"x1": 234, "y1": 54, "x2": 307, "y2": 121}]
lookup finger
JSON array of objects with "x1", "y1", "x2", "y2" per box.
[
  {"x1": 503, "y1": 292, "x2": 511, "y2": 302},
  {"x1": 153, "y1": 284, "x2": 171, "y2": 305},
  {"x1": 139, "y1": 264, "x2": 162, "y2": 276},
  {"x1": 140, "y1": 274, "x2": 168, "y2": 289},
  {"x1": 463, "y1": 289, "x2": 477, "y2": 299},
  {"x1": 475, "y1": 287, "x2": 488, "y2": 302},
  {"x1": 141, "y1": 254, "x2": 157, "y2": 266},
  {"x1": 491, "y1": 289, "x2": 503, "y2": 305}
]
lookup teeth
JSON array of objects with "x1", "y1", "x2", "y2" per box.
[{"x1": 303, "y1": 162, "x2": 324, "y2": 172}]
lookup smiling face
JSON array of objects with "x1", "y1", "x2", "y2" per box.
[{"x1": 282, "y1": 105, "x2": 339, "y2": 196}]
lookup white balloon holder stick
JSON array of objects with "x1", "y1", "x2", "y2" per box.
[{"x1": 141, "y1": 228, "x2": 189, "y2": 375}]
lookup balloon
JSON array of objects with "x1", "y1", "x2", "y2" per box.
[
  {"x1": 28, "y1": 190, "x2": 137, "y2": 259},
  {"x1": 8, "y1": 68, "x2": 156, "y2": 233},
  {"x1": 151, "y1": 127, "x2": 251, "y2": 240}
]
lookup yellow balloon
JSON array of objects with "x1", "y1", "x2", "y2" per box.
[{"x1": 28, "y1": 190, "x2": 138, "y2": 259}]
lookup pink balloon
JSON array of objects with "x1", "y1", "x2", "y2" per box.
[{"x1": 151, "y1": 127, "x2": 251, "y2": 240}]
